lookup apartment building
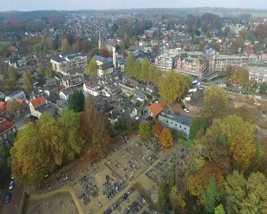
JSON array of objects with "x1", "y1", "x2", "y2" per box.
[
  {"x1": 210, "y1": 55, "x2": 248, "y2": 71},
  {"x1": 155, "y1": 52, "x2": 178, "y2": 72},
  {"x1": 50, "y1": 52, "x2": 87, "y2": 75},
  {"x1": 248, "y1": 66, "x2": 267, "y2": 84}
]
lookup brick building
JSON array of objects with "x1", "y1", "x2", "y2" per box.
[
  {"x1": 210, "y1": 55, "x2": 248, "y2": 71},
  {"x1": 0, "y1": 116, "x2": 17, "y2": 145}
]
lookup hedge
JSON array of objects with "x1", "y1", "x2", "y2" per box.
[
  {"x1": 42, "y1": 158, "x2": 81, "y2": 186},
  {"x1": 173, "y1": 135, "x2": 195, "y2": 147},
  {"x1": 19, "y1": 192, "x2": 28, "y2": 214}
]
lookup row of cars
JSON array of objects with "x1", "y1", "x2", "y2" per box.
[{"x1": 5, "y1": 179, "x2": 14, "y2": 204}]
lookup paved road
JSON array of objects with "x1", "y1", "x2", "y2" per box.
[{"x1": 4, "y1": 184, "x2": 24, "y2": 214}]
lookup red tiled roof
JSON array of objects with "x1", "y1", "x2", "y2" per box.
[
  {"x1": 85, "y1": 80, "x2": 94, "y2": 86},
  {"x1": 0, "y1": 101, "x2": 7, "y2": 113},
  {"x1": 0, "y1": 117, "x2": 15, "y2": 134},
  {"x1": 58, "y1": 85, "x2": 66, "y2": 91},
  {"x1": 148, "y1": 102, "x2": 163, "y2": 117},
  {"x1": 15, "y1": 98, "x2": 23, "y2": 105},
  {"x1": 31, "y1": 96, "x2": 46, "y2": 108}
]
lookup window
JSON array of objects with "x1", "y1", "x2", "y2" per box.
[
  {"x1": 171, "y1": 122, "x2": 173, "y2": 124},
  {"x1": 184, "y1": 128, "x2": 186, "y2": 130},
  {"x1": 166, "y1": 120, "x2": 168, "y2": 123},
  {"x1": 175, "y1": 124, "x2": 177, "y2": 126},
  {"x1": 180, "y1": 125, "x2": 181, "y2": 128}
]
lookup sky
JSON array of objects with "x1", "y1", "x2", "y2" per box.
[{"x1": 0, "y1": 0, "x2": 266, "y2": 11}]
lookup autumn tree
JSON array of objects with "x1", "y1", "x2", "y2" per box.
[
  {"x1": 8, "y1": 66, "x2": 18, "y2": 81},
  {"x1": 254, "y1": 23, "x2": 267, "y2": 39},
  {"x1": 45, "y1": 68, "x2": 55, "y2": 78},
  {"x1": 202, "y1": 177, "x2": 217, "y2": 214},
  {"x1": 125, "y1": 52, "x2": 135, "y2": 77},
  {"x1": 139, "y1": 121, "x2": 151, "y2": 139},
  {"x1": 100, "y1": 48, "x2": 110, "y2": 58},
  {"x1": 61, "y1": 38, "x2": 72, "y2": 54},
  {"x1": 230, "y1": 41, "x2": 239, "y2": 54},
  {"x1": 237, "y1": 67, "x2": 250, "y2": 88},
  {"x1": 149, "y1": 64, "x2": 162, "y2": 85},
  {"x1": 158, "y1": 177, "x2": 166, "y2": 212},
  {"x1": 140, "y1": 58, "x2": 150, "y2": 81},
  {"x1": 79, "y1": 108, "x2": 111, "y2": 161},
  {"x1": 23, "y1": 71, "x2": 33, "y2": 91},
  {"x1": 169, "y1": 186, "x2": 186, "y2": 212},
  {"x1": 68, "y1": 90, "x2": 85, "y2": 112},
  {"x1": 214, "y1": 204, "x2": 225, "y2": 214},
  {"x1": 119, "y1": 40, "x2": 126, "y2": 51},
  {"x1": 202, "y1": 84, "x2": 228, "y2": 122},
  {"x1": 158, "y1": 70, "x2": 190, "y2": 103},
  {"x1": 189, "y1": 118, "x2": 206, "y2": 140},
  {"x1": 85, "y1": 59, "x2": 98, "y2": 74},
  {"x1": 7, "y1": 99, "x2": 21, "y2": 115},
  {"x1": 159, "y1": 128, "x2": 173, "y2": 148},
  {"x1": 85, "y1": 94, "x2": 96, "y2": 110},
  {"x1": 152, "y1": 120, "x2": 163, "y2": 137},
  {"x1": 132, "y1": 60, "x2": 141, "y2": 79}
]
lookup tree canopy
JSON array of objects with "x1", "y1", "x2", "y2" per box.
[
  {"x1": 68, "y1": 90, "x2": 85, "y2": 113},
  {"x1": 139, "y1": 121, "x2": 151, "y2": 139}
]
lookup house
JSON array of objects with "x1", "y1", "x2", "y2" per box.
[
  {"x1": 55, "y1": 99, "x2": 68, "y2": 115},
  {"x1": 17, "y1": 58, "x2": 27, "y2": 67},
  {"x1": 58, "y1": 85, "x2": 66, "y2": 91},
  {"x1": 9, "y1": 59, "x2": 17, "y2": 68},
  {"x1": 83, "y1": 82, "x2": 101, "y2": 96},
  {"x1": 93, "y1": 55, "x2": 114, "y2": 77},
  {"x1": 146, "y1": 84, "x2": 157, "y2": 94},
  {"x1": 5, "y1": 90, "x2": 26, "y2": 101},
  {"x1": 148, "y1": 102, "x2": 163, "y2": 118},
  {"x1": 0, "y1": 116, "x2": 17, "y2": 146},
  {"x1": 158, "y1": 111, "x2": 191, "y2": 139},
  {"x1": 0, "y1": 98, "x2": 25, "y2": 117},
  {"x1": 59, "y1": 87, "x2": 74, "y2": 101},
  {"x1": 29, "y1": 96, "x2": 55, "y2": 118},
  {"x1": 0, "y1": 101, "x2": 8, "y2": 114},
  {"x1": 131, "y1": 92, "x2": 147, "y2": 103},
  {"x1": 46, "y1": 78, "x2": 57, "y2": 86},
  {"x1": 62, "y1": 73, "x2": 84, "y2": 87},
  {"x1": 118, "y1": 83, "x2": 136, "y2": 96},
  {"x1": 124, "y1": 102, "x2": 138, "y2": 118},
  {"x1": 0, "y1": 92, "x2": 5, "y2": 100}
]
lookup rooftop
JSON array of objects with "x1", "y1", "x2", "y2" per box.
[
  {"x1": 148, "y1": 102, "x2": 163, "y2": 117},
  {"x1": 160, "y1": 111, "x2": 191, "y2": 126},
  {"x1": 0, "y1": 117, "x2": 15, "y2": 134},
  {"x1": 31, "y1": 96, "x2": 46, "y2": 108},
  {"x1": 248, "y1": 66, "x2": 267, "y2": 75}
]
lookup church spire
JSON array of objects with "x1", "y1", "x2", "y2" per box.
[{"x1": 98, "y1": 30, "x2": 101, "y2": 50}]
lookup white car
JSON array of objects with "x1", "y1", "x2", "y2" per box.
[
  {"x1": 183, "y1": 108, "x2": 190, "y2": 113},
  {"x1": 9, "y1": 180, "x2": 14, "y2": 190}
]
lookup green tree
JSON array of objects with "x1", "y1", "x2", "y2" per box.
[
  {"x1": 169, "y1": 186, "x2": 186, "y2": 212},
  {"x1": 114, "y1": 111, "x2": 135, "y2": 131},
  {"x1": 85, "y1": 94, "x2": 96, "y2": 110},
  {"x1": 149, "y1": 64, "x2": 162, "y2": 85},
  {"x1": 68, "y1": 90, "x2": 84, "y2": 112},
  {"x1": 202, "y1": 84, "x2": 228, "y2": 122},
  {"x1": 45, "y1": 68, "x2": 55, "y2": 78},
  {"x1": 139, "y1": 121, "x2": 151, "y2": 139},
  {"x1": 8, "y1": 66, "x2": 18, "y2": 81},
  {"x1": 189, "y1": 118, "x2": 206, "y2": 140},
  {"x1": 0, "y1": 44, "x2": 7, "y2": 57},
  {"x1": 158, "y1": 177, "x2": 166, "y2": 212},
  {"x1": 214, "y1": 204, "x2": 225, "y2": 214},
  {"x1": 202, "y1": 177, "x2": 217, "y2": 214},
  {"x1": 125, "y1": 52, "x2": 135, "y2": 77},
  {"x1": 37, "y1": 65, "x2": 45, "y2": 84},
  {"x1": 89, "y1": 47, "x2": 99, "y2": 59},
  {"x1": 253, "y1": 81, "x2": 258, "y2": 90},
  {"x1": 170, "y1": 160, "x2": 176, "y2": 191},
  {"x1": 132, "y1": 60, "x2": 141, "y2": 79},
  {"x1": 23, "y1": 71, "x2": 33, "y2": 91},
  {"x1": 7, "y1": 99, "x2": 21, "y2": 115},
  {"x1": 158, "y1": 70, "x2": 189, "y2": 103},
  {"x1": 237, "y1": 67, "x2": 250, "y2": 88},
  {"x1": 85, "y1": 59, "x2": 98, "y2": 74},
  {"x1": 260, "y1": 82, "x2": 267, "y2": 94},
  {"x1": 141, "y1": 58, "x2": 150, "y2": 81},
  {"x1": 119, "y1": 40, "x2": 126, "y2": 51},
  {"x1": 34, "y1": 43, "x2": 42, "y2": 57},
  {"x1": 61, "y1": 38, "x2": 71, "y2": 54}
]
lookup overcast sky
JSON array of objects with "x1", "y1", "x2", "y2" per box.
[{"x1": 1, "y1": 0, "x2": 266, "y2": 11}]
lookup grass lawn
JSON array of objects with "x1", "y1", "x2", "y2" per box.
[{"x1": 0, "y1": 41, "x2": 10, "y2": 45}]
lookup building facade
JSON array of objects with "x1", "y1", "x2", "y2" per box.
[
  {"x1": 0, "y1": 116, "x2": 17, "y2": 145},
  {"x1": 211, "y1": 55, "x2": 249, "y2": 71},
  {"x1": 248, "y1": 67, "x2": 267, "y2": 84}
]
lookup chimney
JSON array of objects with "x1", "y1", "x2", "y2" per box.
[{"x1": 112, "y1": 47, "x2": 116, "y2": 68}]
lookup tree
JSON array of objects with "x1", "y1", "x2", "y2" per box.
[
  {"x1": 170, "y1": 160, "x2": 176, "y2": 190},
  {"x1": 202, "y1": 84, "x2": 228, "y2": 122},
  {"x1": 149, "y1": 64, "x2": 162, "y2": 85},
  {"x1": 189, "y1": 118, "x2": 206, "y2": 140},
  {"x1": 202, "y1": 177, "x2": 217, "y2": 214},
  {"x1": 132, "y1": 60, "x2": 141, "y2": 79},
  {"x1": 152, "y1": 45, "x2": 160, "y2": 55},
  {"x1": 100, "y1": 48, "x2": 110, "y2": 58},
  {"x1": 61, "y1": 38, "x2": 71, "y2": 54},
  {"x1": 159, "y1": 128, "x2": 173, "y2": 148},
  {"x1": 237, "y1": 67, "x2": 250, "y2": 88},
  {"x1": 158, "y1": 177, "x2": 166, "y2": 212},
  {"x1": 0, "y1": 44, "x2": 7, "y2": 57},
  {"x1": 169, "y1": 186, "x2": 186, "y2": 212},
  {"x1": 85, "y1": 59, "x2": 98, "y2": 74},
  {"x1": 0, "y1": 145, "x2": 10, "y2": 161},
  {"x1": 230, "y1": 41, "x2": 239, "y2": 54},
  {"x1": 114, "y1": 111, "x2": 135, "y2": 132},
  {"x1": 81, "y1": 40, "x2": 91, "y2": 53},
  {"x1": 253, "y1": 81, "x2": 258, "y2": 90},
  {"x1": 7, "y1": 99, "x2": 21, "y2": 115},
  {"x1": 152, "y1": 120, "x2": 163, "y2": 137},
  {"x1": 254, "y1": 23, "x2": 267, "y2": 39},
  {"x1": 8, "y1": 66, "x2": 18, "y2": 81},
  {"x1": 119, "y1": 40, "x2": 126, "y2": 51},
  {"x1": 220, "y1": 115, "x2": 256, "y2": 171},
  {"x1": 23, "y1": 71, "x2": 33, "y2": 91},
  {"x1": 214, "y1": 204, "x2": 225, "y2": 214},
  {"x1": 139, "y1": 121, "x2": 151, "y2": 139},
  {"x1": 89, "y1": 47, "x2": 99, "y2": 59},
  {"x1": 141, "y1": 58, "x2": 150, "y2": 81},
  {"x1": 158, "y1": 70, "x2": 190, "y2": 103},
  {"x1": 260, "y1": 82, "x2": 267, "y2": 94},
  {"x1": 37, "y1": 65, "x2": 45, "y2": 84},
  {"x1": 125, "y1": 52, "x2": 135, "y2": 77},
  {"x1": 85, "y1": 94, "x2": 96, "y2": 110},
  {"x1": 68, "y1": 90, "x2": 85, "y2": 112},
  {"x1": 45, "y1": 68, "x2": 55, "y2": 78}
]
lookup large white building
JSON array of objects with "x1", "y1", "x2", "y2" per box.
[
  {"x1": 155, "y1": 51, "x2": 178, "y2": 72},
  {"x1": 50, "y1": 52, "x2": 87, "y2": 75},
  {"x1": 248, "y1": 66, "x2": 267, "y2": 84}
]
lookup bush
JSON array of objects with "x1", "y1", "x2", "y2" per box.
[
  {"x1": 92, "y1": 191, "x2": 98, "y2": 198},
  {"x1": 19, "y1": 192, "x2": 28, "y2": 214},
  {"x1": 173, "y1": 135, "x2": 195, "y2": 147}
]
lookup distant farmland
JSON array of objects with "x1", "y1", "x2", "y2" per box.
[{"x1": 204, "y1": 10, "x2": 267, "y2": 18}]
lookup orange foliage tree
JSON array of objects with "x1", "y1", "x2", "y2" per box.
[
  {"x1": 187, "y1": 161, "x2": 225, "y2": 205},
  {"x1": 79, "y1": 108, "x2": 111, "y2": 162},
  {"x1": 152, "y1": 120, "x2": 163, "y2": 137},
  {"x1": 159, "y1": 128, "x2": 173, "y2": 148}
]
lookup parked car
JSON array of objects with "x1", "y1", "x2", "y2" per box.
[
  {"x1": 5, "y1": 193, "x2": 11, "y2": 203},
  {"x1": 9, "y1": 180, "x2": 14, "y2": 190}
]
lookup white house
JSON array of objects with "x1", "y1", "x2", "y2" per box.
[
  {"x1": 83, "y1": 82, "x2": 101, "y2": 96},
  {"x1": 59, "y1": 87, "x2": 74, "y2": 101},
  {"x1": 5, "y1": 90, "x2": 26, "y2": 101}
]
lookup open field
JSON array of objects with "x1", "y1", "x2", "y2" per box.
[{"x1": 24, "y1": 133, "x2": 193, "y2": 214}]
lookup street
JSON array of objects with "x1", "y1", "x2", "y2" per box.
[{"x1": 4, "y1": 184, "x2": 24, "y2": 214}]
